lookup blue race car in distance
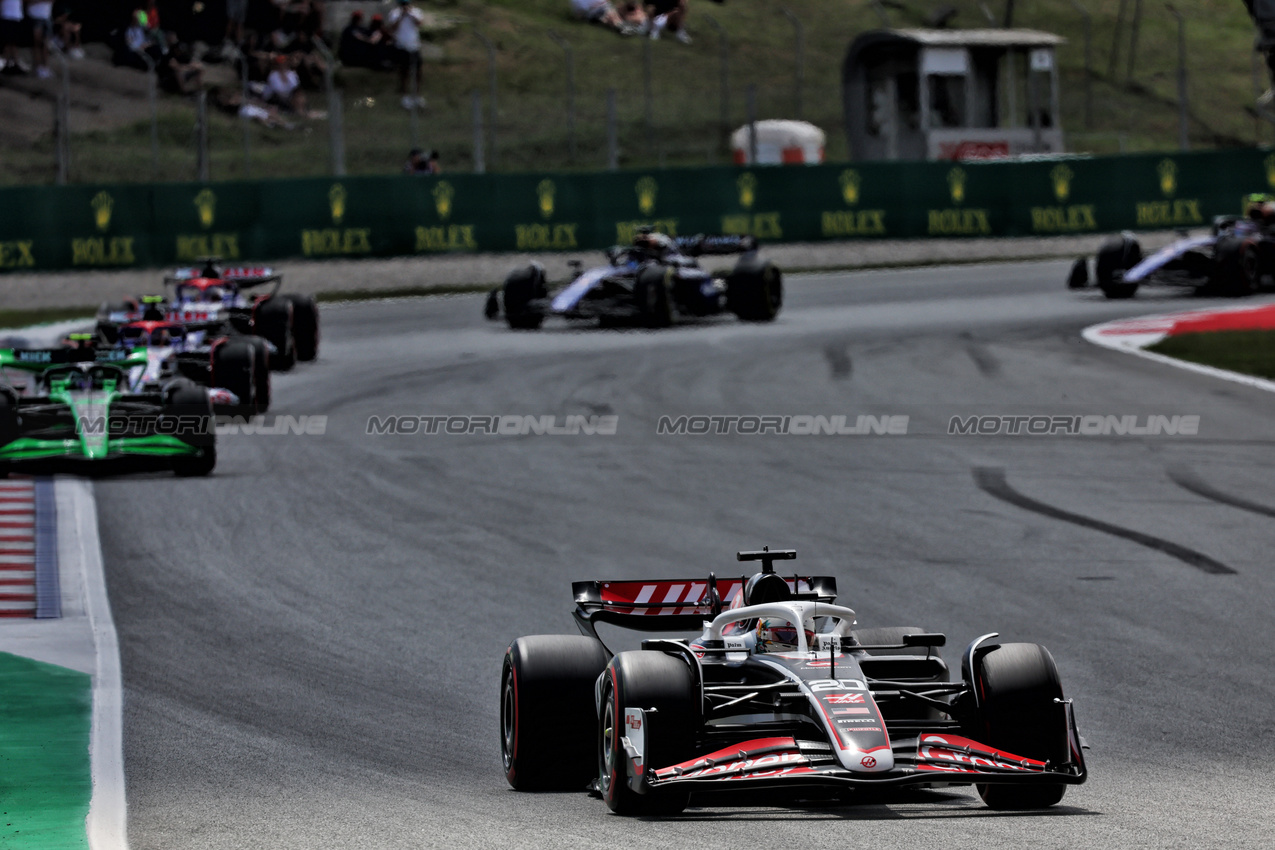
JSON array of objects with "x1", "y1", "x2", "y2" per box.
[{"x1": 484, "y1": 230, "x2": 782, "y2": 329}]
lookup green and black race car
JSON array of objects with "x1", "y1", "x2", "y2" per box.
[{"x1": 0, "y1": 347, "x2": 216, "y2": 477}]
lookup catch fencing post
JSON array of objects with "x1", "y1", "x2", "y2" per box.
[
  {"x1": 472, "y1": 91, "x2": 485, "y2": 173},
  {"x1": 239, "y1": 49, "x2": 251, "y2": 177},
  {"x1": 547, "y1": 31, "x2": 576, "y2": 166},
  {"x1": 1066, "y1": 0, "x2": 1093, "y2": 129},
  {"x1": 643, "y1": 37, "x2": 654, "y2": 159},
  {"x1": 1126, "y1": 0, "x2": 1143, "y2": 83},
  {"x1": 606, "y1": 88, "x2": 618, "y2": 170},
  {"x1": 1166, "y1": 3, "x2": 1189, "y2": 151},
  {"x1": 1108, "y1": 0, "x2": 1129, "y2": 79},
  {"x1": 779, "y1": 8, "x2": 804, "y2": 121},
  {"x1": 195, "y1": 89, "x2": 210, "y2": 182},
  {"x1": 701, "y1": 14, "x2": 729, "y2": 156},
  {"x1": 474, "y1": 30, "x2": 497, "y2": 170},
  {"x1": 51, "y1": 42, "x2": 70, "y2": 184},
  {"x1": 315, "y1": 38, "x2": 345, "y2": 176},
  {"x1": 746, "y1": 84, "x2": 757, "y2": 165}
]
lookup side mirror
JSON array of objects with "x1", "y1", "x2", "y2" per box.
[{"x1": 902, "y1": 633, "x2": 946, "y2": 647}]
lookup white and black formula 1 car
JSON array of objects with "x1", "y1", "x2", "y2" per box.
[
  {"x1": 500, "y1": 547, "x2": 1087, "y2": 815},
  {"x1": 483, "y1": 230, "x2": 782, "y2": 329},
  {"x1": 1068, "y1": 197, "x2": 1275, "y2": 299}
]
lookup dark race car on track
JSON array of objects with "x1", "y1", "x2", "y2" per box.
[
  {"x1": 501, "y1": 547, "x2": 1087, "y2": 815},
  {"x1": 64, "y1": 320, "x2": 270, "y2": 415},
  {"x1": 1069, "y1": 195, "x2": 1275, "y2": 299},
  {"x1": 95, "y1": 258, "x2": 319, "y2": 372},
  {"x1": 0, "y1": 346, "x2": 216, "y2": 477},
  {"x1": 484, "y1": 231, "x2": 782, "y2": 329}
]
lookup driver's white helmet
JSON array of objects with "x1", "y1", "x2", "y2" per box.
[{"x1": 755, "y1": 617, "x2": 814, "y2": 654}]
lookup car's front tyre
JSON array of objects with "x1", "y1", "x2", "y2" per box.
[
  {"x1": 970, "y1": 642, "x2": 1069, "y2": 810},
  {"x1": 500, "y1": 635, "x2": 608, "y2": 791},
  {"x1": 599, "y1": 651, "x2": 694, "y2": 815}
]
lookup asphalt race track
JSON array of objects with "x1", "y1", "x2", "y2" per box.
[{"x1": 93, "y1": 261, "x2": 1275, "y2": 849}]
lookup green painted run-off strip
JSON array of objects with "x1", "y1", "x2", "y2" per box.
[{"x1": 0, "y1": 651, "x2": 91, "y2": 849}]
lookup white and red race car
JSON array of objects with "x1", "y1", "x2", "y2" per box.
[
  {"x1": 95, "y1": 258, "x2": 319, "y2": 372},
  {"x1": 501, "y1": 547, "x2": 1087, "y2": 814}
]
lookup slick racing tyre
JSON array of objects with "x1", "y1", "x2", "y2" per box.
[
  {"x1": 1095, "y1": 237, "x2": 1141, "y2": 299},
  {"x1": 726, "y1": 259, "x2": 783, "y2": 321},
  {"x1": 599, "y1": 651, "x2": 695, "y2": 815},
  {"x1": 284, "y1": 293, "x2": 320, "y2": 361},
  {"x1": 503, "y1": 264, "x2": 548, "y2": 330},
  {"x1": 254, "y1": 297, "x2": 296, "y2": 371},
  {"x1": 211, "y1": 340, "x2": 257, "y2": 415},
  {"x1": 163, "y1": 380, "x2": 216, "y2": 477},
  {"x1": 1214, "y1": 236, "x2": 1258, "y2": 297},
  {"x1": 244, "y1": 336, "x2": 272, "y2": 412},
  {"x1": 970, "y1": 642, "x2": 1069, "y2": 810},
  {"x1": 634, "y1": 266, "x2": 674, "y2": 328},
  {"x1": 501, "y1": 635, "x2": 609, "y2": 791}
]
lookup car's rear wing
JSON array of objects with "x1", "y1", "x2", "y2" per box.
[
  {"x1": 572, "y1": 573, "x2": 838, "y2": 635},
  {"x1": 0, "y1": 347, "x2": 145, "y2": 372},
  {"x1": 674, "y1": 234, "x2": 758, "y2": 256}
]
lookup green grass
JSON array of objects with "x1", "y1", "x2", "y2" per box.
[
  {"x1": 0, "y1": 652, "x2": 92, "y2": 849},
  {"x1": 0, "y1": 0, "x2": 1264, "y2": 185},
  {"x1": 0, "y1": 306, "x2": 96, "y2": 330},
  {"x1": 1147, "y1": 329, "x2": 1275, "y2": 379}
]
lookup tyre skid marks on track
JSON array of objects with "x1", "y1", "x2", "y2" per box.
[
  {"x1": 972, "y1": 466, "x2": 1235, "y2": 576},
  {"x1": 1167, "y1": 465, "x2": 1275, "y2": 519}
]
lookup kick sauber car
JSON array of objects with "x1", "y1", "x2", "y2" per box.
[
  {"x1": 0, "y1": 347, "x2": 216, "y2": 476},
  {"x1": 483, "y1": 232, "x2": 782, "y2": 329},
  {"x1": 501, "y1": 548, "x2": 1087, "y2": 814}
]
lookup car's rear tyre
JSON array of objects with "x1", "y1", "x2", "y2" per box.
[
  {"x1": 727, "y1": 259, "x2": 783, "y2": 321},
  {"x1": 503, "y1": 265, "x2": 547, "y2": 330},
  {"x1": 1066, "y1": 257, "x2": 1089, "y2": 289},
  {"x1": 1214, "y1": 236, "x2": 1258, "y2": 296},
  {"x1": 500, "y1": 635, "x2": 609, "y2": 791},
  {"x1": 254, "y1": 298, "x2": 296, "y2": 371},
  {"x1": 1095, "y1": 238, "x2": 1141, "y2": 299},
  {"x1": 971, "y1": 642, "x2": 1068, "y2": 810},
  {"x1": 634, "y1": 266, "x2": 674, "y2": 328},
  {"x1": 211, "y1": 340, "x2": 256, "y2": 415},
  {"x1": 242, "y1": 336, "x2": 271, "y2": 412},
  {"x1": 163, "y1": 381, "x2": 216, "y2": 477},
  {"x1": 284, "y1": 293, "x2": 320, "y2": 361},
  {"x1": 599, "y1": 651, "x2": 695, "y2": 815}
]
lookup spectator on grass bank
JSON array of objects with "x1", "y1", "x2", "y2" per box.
[
  {"x1": 225, "y1": 0, "x2": 247, "y2": 48},
  {"x1": 387, "y1": 0, "x2": 426, "y2": 110},
  {"x1": 570, "y1": 0, "x2": 641, "y2": 35},
  {"x1": 266, "y1": 52, "x2": 306, "y2": 113},
  {"x1": 26, "y1": 0, "x2": 52, "y2": 78},
  {"x1": 0, "y1": 0, "x2": 29, "y2": 75},
  {"x1": 646, "y1": 0, "x2": 690, "y2": 43},
  {"x1": 1247, "y1": 0, "x2": 1275, "y2": 121},
  {"x1": 339, "y1": 10, "x2": 389, "y2": 69},
  {"x1": 51, "y1": 0, "x2": 82, "y2": 59},
  {"x1": 113, "y1": 7, "x2": 163, "y2": 71},
  {"x1": 163, "y1": 41, "x2": 203, "y2": 94}
]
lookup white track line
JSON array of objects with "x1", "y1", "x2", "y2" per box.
[
  {"x1": 1082, "y1": 309, "x2": 1275, "y2": 396},
  {"x1": 58, "y1": 478, "x2": 129, "y2": 850}
]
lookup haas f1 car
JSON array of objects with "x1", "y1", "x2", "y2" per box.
[
  {"x1": 501, "y1": 548, "x2": 1087, "y2": 814},
  {"x1": 484, "y1": 232, "x2": 782, "y2": 329},
  {"x1": 0, "y1": 346, "x2": 216, "y2": 476},
  {"x1": 1069, "y1": 197, "x2": 1275, "y2": 299},
  {"x1": 95, "y1": 258, "x2": 319, "y2": 371}
]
